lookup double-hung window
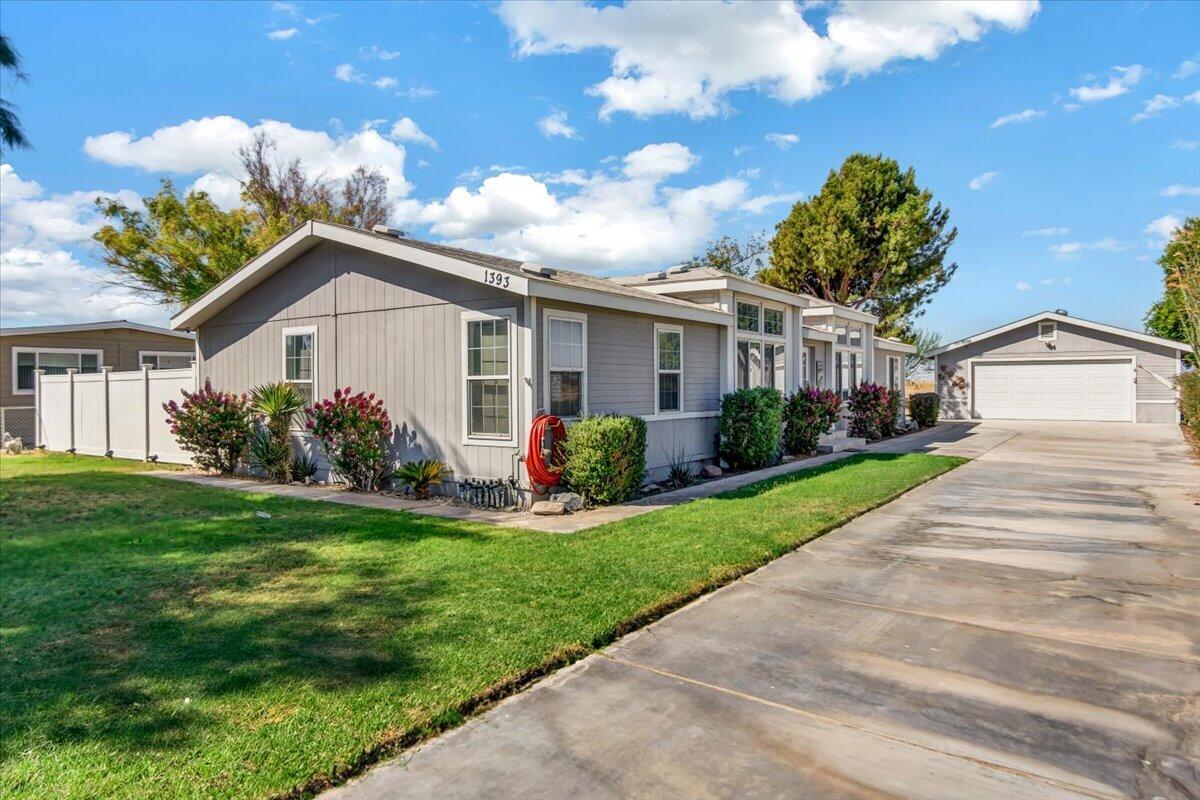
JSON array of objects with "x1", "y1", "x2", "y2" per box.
[
  {"x1": 655, "y1": 325, "x2": 683, "y2": 413},
  {"x1": 546, "y1": 312, "x2": 586, "y2": 417},
  {"x1": 465, "y1": 311, "x2": 513, "y2": 440},
  {"x1": 282, "y1": 327, "x2": 316, "y2": 408},
  {"x1": 140, "y1": 351, "x2": 193, "y2": 370},
  {"x1": 13, "y1": 349, "x2": 102, "y2": 394}
]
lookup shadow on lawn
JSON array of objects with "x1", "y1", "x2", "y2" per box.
[{"x1": 0, "y1": 470, "x2": 488, "y2": 757}]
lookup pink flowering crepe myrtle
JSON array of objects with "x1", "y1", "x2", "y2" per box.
[{"x1": 304, "y1": 386, "x2": 394, "y2": 491}]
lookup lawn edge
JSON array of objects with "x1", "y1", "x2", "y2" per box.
[{"x1": 282, "y1": 453, "x2": 967, "y2": 800}]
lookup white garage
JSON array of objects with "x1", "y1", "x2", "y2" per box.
[
  {"x1": 971, "y1": 359, "x2": 1132, "y2": 422},
  {"x1": 931, "y1": 312, "x2": 1192, "y2": 424}
]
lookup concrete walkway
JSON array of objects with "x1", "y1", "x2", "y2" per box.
[
  {"x1": 148, "y1": 422, "x2": 1011, "y2": 532},
  {"x1": 324, "y1": 421, "x2": 1200, "y2": 800}
]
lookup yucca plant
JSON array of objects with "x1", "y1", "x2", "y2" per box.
[
  {"x1": 249, "y1": 382, "x2": 306, "y2": 482},
  {"x1": 395, "y1": 459, "x2": 450, "y2": 499}
]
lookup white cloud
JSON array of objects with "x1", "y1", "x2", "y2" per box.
[
  {"x1": 1145, "y1": 214, "x2": 1181, "y2": 243},
  {"x1": 372, "y1": 77, "x2": 398, "y2": 90},
  {"x1": 1048, "y1": 242, "x2": 1083, "y2": 257},
  {"x1": 536, "y1": 110, "x2": 580, "y2": 139},
  {"x1": 268, "y1": 28, "x2": 299, "y2": 41},
  {"x1": 397, "y1": 85, "x2": 438, "y2": 99},
  {"x1": 1015, "y1": 280, "x2": 1030, "y2": 291},
  {"x1": 1171, "y1": 139, "x2": 1199, "y2": 150},
  {"x1": 1050, "y1": 237, "x2": 1130, "y2": 259},
  {"x1": 388, "y1": 116, "x2": 438, "y2": 150},
  {"x1": 1131, "y1": 93, "x2": 1180, "y2": 123},
  {"x1": 361, "y1": 45, "x2": 401, "y2": 61},
  {"x1": 732, "y1": 145, "x2": 749, "y2": 157},
  {"x1": 1187, "y1": 90, "x2": 1200, "y2": 104},
  {"x1": 0, "y1": 164, "x2": 139, "y2": 251},
  {"x1": 1069, "y1": 64, "x2": 1145, "y2": 103},
  {"x1": 334, "y1": 63, "x2": 363, "y2": 83},
  {"x1": 497, "y1": 0, "x2": 1038, "y2": 119},
  {"x1": 404, "y1": 142, "x2": 747, "y2": 271},
  {"x1": 0, "y1": 247, "x2": 172, "y2": 327},
  {"x1": 1173, "y1": 57, "x2": 1198, "y2": 80},
  {"x1": 1021, "y1": 226, "x2": 1069, "y2": 237},
  {"x1": 1160, "y1": 184, "x2": 1200, "y2": 197},
  {"x1": 990, "y1": 108, "x2": 1044, "y2": 129},
  {"x1": 83, "y1": 116, "x2": 413, "y2": 210},
  {"x1": 739, "y1": 192, "x2": 802, "y2": 215},
  {"x1": 968, "y1": 170, "x2": 998, "y2": 190},
  {"x1": 764, "y1": 132, "x2": 799, "y2": 150},
  {"x1": 1038, "y1": 277, "x2": 1055, "y2": 285}
]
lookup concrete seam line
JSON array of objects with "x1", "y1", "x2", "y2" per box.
[
  {"x1": 739, "y1": 580, "x2": 1200, "y2": 665},
  {"x1": 604, "y1": 655, "x2": 1125, "y2": 800}
]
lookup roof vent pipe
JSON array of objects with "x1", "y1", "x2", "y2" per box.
[
  {"x1": 371, "y1": 225, "x2": 406, "y2": 238},
  {"x1": 520, "y1": 263, "x2": 558, "y2": 277},
  {"x1": 1054, "y1": 308, "x2": 1069, "y2": 316}
]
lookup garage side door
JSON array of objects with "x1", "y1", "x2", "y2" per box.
[{"x1": 973, "y1": 360, "x2": 1131, "y2": 421}]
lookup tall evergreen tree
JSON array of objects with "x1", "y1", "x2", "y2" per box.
[
  {"x1": 0, "y1": 33, "x2": 32, "y2": 152},
  {"x1": 1145, "y1": 216, "x2": 1199, "y2": 366}
]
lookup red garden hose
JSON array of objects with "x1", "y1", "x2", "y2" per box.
[{"x1": 526, "y1": 414, "x2": 566, "y2": 491}]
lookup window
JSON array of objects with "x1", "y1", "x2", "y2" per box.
[
  {"x1": 12, "y1": 348, "x2": 102, "y2": 394},
  {"x1": 1038, "y1": 321, "x2": 1057, "y2": 341},
  {"x1": 848, "y1": 326, "x2": 862, "y2": 347},
  {"x1": 835, "y1": 325, "x2": 848, "y2": 345},
  {"x1": 736, "y1": 301, "x2": 760, "y2": 332},
  {"x1": 887, "y1": 356, "x2": 901, "y2": 392},
  {"x1": 736, "y1": 339, "x2": 763, "y2": 389},
  {"x1": 546, "y1": 313, "x2": 586, "y2": 417},
  {"x1": 801, "y1": 348, "x2": 809, "y2": 386},
  {"x1": 763, "y1": 307, "x2": 784, "y2": 337},
  {"x1": 140, "y1": 351, "x2": 193, "y2": 370},
  {"x1": 851, "y1": 352, "x2": 862, "y2": 388},
  {"x1": 835, "y1": 351, "x2": 846, "y2": 397},
  {"x1": 655, "y1": 325, "x2": 683, "y2": 413},
  {"x1": 282, "y1": 328, "x2": 316, "y2": 408},
  {"x1": 764, "y1": 343, "x2": 785, "y2": 389},
  {"x1": 465, "y1": 312, "x2": 513, "y2": 439}
]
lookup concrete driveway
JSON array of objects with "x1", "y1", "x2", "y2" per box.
[{"x1": 327, "y1": 421, "x2": 1200, "y2": 800}]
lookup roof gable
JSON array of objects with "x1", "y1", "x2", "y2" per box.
[{"x1": 928, "y1": 312, "x2": 1193, "y2": 355}]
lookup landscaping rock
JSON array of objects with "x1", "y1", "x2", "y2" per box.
[
  {"x1": 550, "y1": 492, "x2": 583, "y2": 512},
  {"x1": 530, "y1": 500, "x2": 566, "y2": 516},
  {"x1": 700, "y1": 464, "x2": 723, "y2": 478},
  {"x1": 641, "y1": 483, "x2": 662, "y2": 494}
]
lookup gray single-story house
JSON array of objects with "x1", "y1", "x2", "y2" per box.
[
  {"x1": 929, "y1": 311, "x2": 1192, "y2": 424},
  {"x1": 169, "y1": 221, "x2": 912, "y2": 498}
]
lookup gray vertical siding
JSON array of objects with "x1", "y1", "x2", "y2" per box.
[
  {"x1": 197, "y1": 242, "x2": 526, "y2": 483},
  {"x1": 935, "y1": 320, "x2": 1182, "y2": 421}
]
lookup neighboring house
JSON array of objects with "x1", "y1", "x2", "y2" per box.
[
  {"x1": 929, "y1": 311, "x2": 1192, "y2": 423},
  {"x1": 169, "y1": 221, "x2": 909, "y2": 495},
  {"x1": 2, "y1": 321, "x2": 195, "y2": 443}
]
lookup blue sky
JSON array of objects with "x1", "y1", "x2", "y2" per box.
[{"x1": 1, "y1": 0, "x2": 1198, "y2": 340}]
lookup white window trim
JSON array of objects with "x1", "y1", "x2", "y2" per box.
[
  {"x1": 541, "y1": 308, "x2": 588, "y2": 420},
  {"x1": 138, "y1": 350, "x2": 194, "y2": 369},
  {"x1": 653, "y1": 323, "x2": 684, "y2": 416},
  {"x1": 766, "y1": 341, "x2": 786, "y2": 391},
  {"x1": 11, "y1": 347, "x2": 104, "y2": 395},
  {"x1": 761, "y1": 304, "x2": 787, "y2": 340},
  {"x1": 462, "y1": 308, "x2": 518, "y2": 447},
  {"x1": 887, "y1": 355, "x2": 902, "y2": 392},
  {"x1": 1038, "y1": 321, "x2": 1058, "y2": 341},
  {"x1": 735, "y1": 299, "x2": 761, "y2": 334},
  {"x1": 848, "y1": 324, "x2": 864, "y2": 349},
  {"x1": 281, "y1": 325, "x2": 317, "y2": 418}
]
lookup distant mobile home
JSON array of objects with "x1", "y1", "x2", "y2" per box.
[{"x1": 170, "y1": 221, "x2": 912, "y2": 495}]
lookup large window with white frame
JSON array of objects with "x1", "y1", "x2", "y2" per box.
[
  {"x1": 655, "y1": 324, "x2": 683, "y2": 413},
  {"x1": 12, "y1": 348, "x2": 102, "y2": 394},
  {"x1": 544, "y1": 310, "x2": 586, "y2": 418},
  {"x1": 887, "y1": 356, "x2": 901, "y2": 392},
  {"x1": 764, "y1": 343, "x2": 785, "y2": 389},
  {"x1": 736, "y1": 301, "x2": 760, "y2": 333},
  {"x1": 735, "y1": 297, "x2": 786, "y2": 391},
  {"x1": 464, "y1": 310, "x2": 514, "y2": 441},
  {"x1": 282, "y1": 327, "x2": 316, "y2": 408},
  {"x1": 140, "y1": 351, "x2": 193, "y2": 370}
]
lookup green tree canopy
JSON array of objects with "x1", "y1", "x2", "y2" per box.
[
  {"x1": 683, "y1": 232, "x2": 768, "y2": 277},
  {"x1": 1145, "y1": 216, "x2": 1199, "y2": 366},
  {"x1": 758, "y1": 153, "x2": 956, "y2": 338}
]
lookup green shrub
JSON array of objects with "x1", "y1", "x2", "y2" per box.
[
  {"x1": 910, "y1": 392, "x2": 940, "y2": 429},
  {"x1": 882, "y1": 389, "x2": 904, "y2": 437},
  {"x1": 249, "y1": 382, "x2": 306, "y2": 482},
  {"x1": 306, "y1": 387, "x2": 394, "y2": 491},
  {"x1": 163, "y1": 381, "x2": 253, "y2": 474},
  {"x1": 396, "y1": 459, "x2": 451, "y2": 499},
  {"x1": 561, "y1": 414, "x2": 647, "y2": 506},
  {"x1": 719, "y1": 387, "x2": 784, "y2": 469},
  {"x1": 847, "y1": 383, "x2": 889, "y2": 440},
  {"x1": 1179, "y1": 371, "x2": 1200, "y2": 437},
  {"x1": 782, "y1": 388, "x2": 840, "y2": 456}
]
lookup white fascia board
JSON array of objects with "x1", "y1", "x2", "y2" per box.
[
  {"x1": 529, "y1": 281, "x2": 731, "y2": 326},
  {"x1": 874, "y1": 338, "x2": 918, "y2": 354},
  {"x1": 1, "y1": 321, "x2": 195, "y2": 340},
  {"x1": 632, "y1": 278, "x2": 730, "y2": 296},
  {"x1": 801, "y1": 305, "x2": 878, "y2": 324},
  {"x1": 634, "y1": 273, "x2": 824, "y2": 310},
  {"x1": 928, "y1": 312, "x2": 1194, "y2": 356},
  {"x1": 802, "y1": 326, "x2": 838, "y2": 343}
]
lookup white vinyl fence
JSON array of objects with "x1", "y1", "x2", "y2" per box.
[{"x1": 36, "y1": 365, "x2": 197, "y2": 464}]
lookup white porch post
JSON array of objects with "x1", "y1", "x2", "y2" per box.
[{"x1": 718, "y1": 290, "x2": 735, "y2": 395}]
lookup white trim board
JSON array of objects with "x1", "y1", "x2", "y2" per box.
[
  {"x1": 0, "y1": 321, "x2": 194, "y2": 340},
  {"x1": 930, "y1": 312, "x2": 1193, "y2": 356}
]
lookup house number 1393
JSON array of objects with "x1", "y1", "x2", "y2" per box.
[{"x1": 483, "y1": 269, "x2": 510, "y2": 288}]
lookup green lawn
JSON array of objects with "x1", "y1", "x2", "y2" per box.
[{"x1": 0, "y1": 450, "x2": 964, "y2": 799}]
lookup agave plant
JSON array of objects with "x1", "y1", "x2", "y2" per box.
[{"x1": 395, "y1": 459, "x2": 450, "y2": 499}]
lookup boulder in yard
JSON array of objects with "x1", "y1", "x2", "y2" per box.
[
  {"x1": 700, "y1": 464, "x2": 723, "y2": 478},
  {"x1": 641, "y1": 483, "x2": 661, "y2": 494},
  {"x1": 531, "y1": 500, "x2": 566, "y2": 516},
  {"x1": 550, "y1": 492, "x2": 583, "y2": 512}
]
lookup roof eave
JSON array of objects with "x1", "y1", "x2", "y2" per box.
[{"x1": 928, "y1": 311, "x2": 1195, "y2": 356}]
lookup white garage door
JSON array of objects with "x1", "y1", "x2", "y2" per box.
[{"x1": 973, "y1": 360, "x2": 1131, "y2": 421}]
